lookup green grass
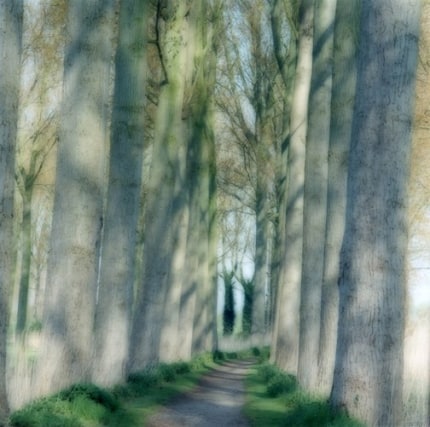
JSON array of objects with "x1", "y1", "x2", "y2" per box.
[
  {"x1": 244, "y1": 363, "x2": 366, "y2": 427},
  {"x1": 9, "y1": 352, "x2": 218, "y2": 427}
]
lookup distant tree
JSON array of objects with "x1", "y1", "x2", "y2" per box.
[
  {"x1": 222, "y1": 270, "x2": 236, "y2": 336},
  {"x1": 236, "y1": 274, "x2": 254, "y2": 336},
  {"x1": 0, "y1": 0, "x2": 24, "y2": 420},
  {"x1": 330, "y1": 1, "x2": 421, "y2": 425},
  {"x1": 216, "y1": 0, "x2": 290, "y2": 341}
]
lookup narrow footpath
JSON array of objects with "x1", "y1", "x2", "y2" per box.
[{"x1": 145, "y1": 359, "x2": 255, "y2": 427}]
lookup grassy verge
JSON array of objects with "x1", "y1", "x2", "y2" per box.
[
  {"x1": 9, "y1": 351, "x2": 223, "y2": 427},
  {"x1": 244, "y1": 363, "x2": 366, "y2": 427}
]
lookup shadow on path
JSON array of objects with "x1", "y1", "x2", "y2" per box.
[{"x1": 145, "y1": 359, "x2": 255, "y2": 427}]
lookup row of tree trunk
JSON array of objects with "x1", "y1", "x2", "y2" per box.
[
  {"x1": 0, "y1": 0, "x2": 221, "y2": 414},
  {"x1": 270, "y1": 1, "x2": 422, "y2": 426}
]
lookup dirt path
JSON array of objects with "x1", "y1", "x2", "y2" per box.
[{"x1": 145, "y1": 359, "x2": 255, "y2": 427}]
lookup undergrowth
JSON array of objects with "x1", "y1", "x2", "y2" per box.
[
  {"x1": 244, "y1": 362, "x2": 366, "y2": 427},
  {"x1": 9, "y1": 349, "x2": 251, "y2": 427}
]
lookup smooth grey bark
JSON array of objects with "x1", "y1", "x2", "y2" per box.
[
  {"x1": 273, "y1": 0, "x2": 314, "y2": 374},
  {"x1": 330, "y1": 1, "x2": 421, "y2": 425},
  {"x1": 0, "y1": 0, "x2": 23, "y2": 420},
  {"x1": 36, "y1": 0, "x2": 115, "y2": 397},
  {"x1": 317, "y1": 0, "x2": 359, "y2": 394},
  {"x1": 92, "y1": 0, "x2": 147, "y2": 387},
  {"x1": 298, "y1": 0, "x2": 336, "y2": 393}
]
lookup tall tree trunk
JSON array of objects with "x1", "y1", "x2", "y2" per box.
[
  {"x1": 128, "y1": 1, "x2": 192, "y2": 370},
  {"x1": 252, "y1": 161, "x2": 270, "y2": 340},
  {"x1": 269, "y1": 0, "x2": 297, "y2": 354},
  {"x1": 330, "y1": 1, "x2": 421, "y2": 425},
  {"x1": 16, "y1": 186, "x2": 33, "y2": 335},
  {"x1": 206, "y1": 125, "x2": 219, "y2": 352},
  {"x1": 298, "y1": 0, "x2": 336, "y2": 393},
  {"x1": 36, "y1": 0, "x2": 115, "y2": 396},
  {"x1": 317, "y1": 0, "x2": 359, "y2": 394},
  {"x1": 0, "y1": 0, "x2": 23, "y2": 420},
  {"x1": 272, "y1": 0, "x2": 314, "y2": 374},
  {"x1": 187, "y1": 3, "x2": 218, "y2": 355},
  {"x1": 92, "y1": 0, "x2": 147, "y2": 387}
]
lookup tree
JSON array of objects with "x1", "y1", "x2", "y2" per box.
[
  {"x1": 317, "y1": 0, "x2": 359, "y2": 394},
  {"x1": 222, "y1": 269, "x2": 236, "y2": 336},
  {"x1": 0, "y1": 0, "x2": 23, "y2": 419},
  {"x1": 129, "y1": 0, "x2": 213, "y2": 369},
  {"x1": 272, "y1": 0, "x2": 314, "y2": 374},
  {"x1": 269, "y1": 0, "x2": 298, "y2": 340},
  {"x1": 330, "y1": 1, "x2": 421, "y2": 425},
  {"x1": 92, "y1": 0, "x2": 148, "y2": 387},
  {"x1": 36, "y1": 0, "x2": 116, "y2": 396},
  {"x1": 298, "y1": 0, "x2": 336, "y2": 393},
  {"x1": 15, "y1": 0, "x2": 65, "y2": 336},
  {"x1": 188, "y1": 3, "x2": 220, "y2": 354},
  {"x1": 216, "y1": 0, "x2": 289, "y2": 341}
]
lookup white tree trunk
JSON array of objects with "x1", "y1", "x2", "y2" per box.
[
  {"x1": 298, "y1": 0, "x2": 336, "y2": 393},
  {"x1": 317, "y1": 0, "x2": 359, "y2": 394},
  {"x1": 36, "y1": 0, "x2": 115, "y2": 397},
  {"x1": 330, "y1": 1, "x2": 421, "y2": 425},
  {"x1": 92, "y1": 0, "x2": 147, "y2": 387},
  {"x1": 0, "y1": 0, "x2": 23, "y2": 419},
  {"x1": 273, "y1": 0, "x2": 313, "y2": 374}
]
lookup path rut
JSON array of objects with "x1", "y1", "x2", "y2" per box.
[{"x1": 145, "y1": 359, "x2": 255, "y2": 427}]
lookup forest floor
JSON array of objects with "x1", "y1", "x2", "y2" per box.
[{"x1": 144, "y1": 359, "x2": 255, "y2": 427}]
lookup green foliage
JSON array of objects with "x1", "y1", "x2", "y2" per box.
[
  {"x1": 251, "y1": 347, "x2": 261, "y2": 357},
  {"x1": 257, "y1": 363, "x2": 279, "y2": 382},
  {"x1": 158, "y1": 363, "x2": 177, "y2": 382},
  {"x1": 170, "y1": 361, "x2": 191, "y2": 375},
  {"x1": 266, "y1": 373, "x2": 297, "y2": 398},
  {"x1": 10, "y1": 397, "x2": 88, "y2": 427},
  {"x1": 10, "y1": 383, "x2": 122, "y2": 427},
  {"x1": 212, "y1": 349, "x2": 225, "y2": 362},
  {"x1": 58, "y1": 383, "x2": 120, "y2": 411},
  {"x1": 245, "y1": 364, "x2": 365, "y2": 427}
]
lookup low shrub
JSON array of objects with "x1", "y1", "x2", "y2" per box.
[
  {"x1": 10, "y1": 398, "x2": 83, "y2": 427},
  {"x1": 158, "y1": 363, "x2": 177, "y2": 382},
  {"x1": 58, "y1": 383, "x2": 120, "y2": 411},
  {"x1": 170, "y1": 361, "x2": 191, "y2": 375},
  {"x1": 124, "y1": 369, "x2": 161, "y2": 396},
  {"x1": 10, "y1": 383, "x2": 123, "y2": 427},
  {"x1": 212, "y1": 350, "x2": 225, "y2": 362},
  {"x1": 266, "y1": 372, "x2": 297, "y2": 397},
  {"x1": 257, "y1": 363, "x2": 278, "y2": 382},
  {"x1": 251, "y1": 347, "x2": 261, "y2": 357}
]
